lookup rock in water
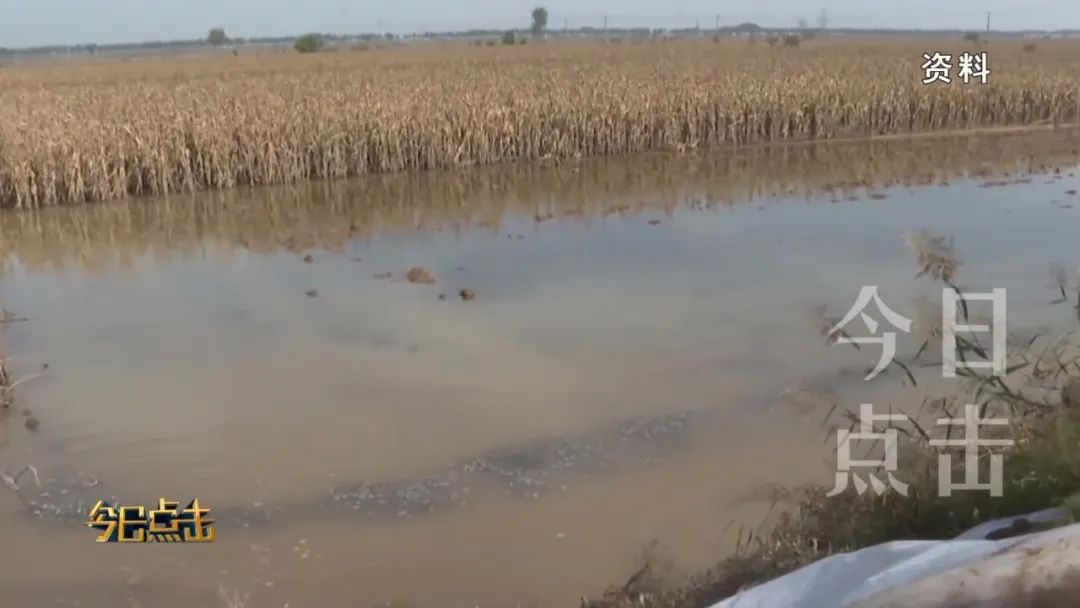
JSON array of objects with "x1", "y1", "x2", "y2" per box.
[{"x1": 405, "y1": 267, "x2": 436, "y2": 284}]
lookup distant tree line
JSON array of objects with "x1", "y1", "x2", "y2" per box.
[{"x1": 2, "y1": 21, "x2": 1079, "y2": 59}]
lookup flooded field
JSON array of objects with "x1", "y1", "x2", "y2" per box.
[{"x1": 2, "y1": 130, "x2": 1080, "y2": 607}]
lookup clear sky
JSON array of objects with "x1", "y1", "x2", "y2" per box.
[{"x1": 0, "y1": 0, "x2": 1071, "y2": 48}]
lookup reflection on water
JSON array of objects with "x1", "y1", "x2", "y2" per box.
[
  {"x1": 3, "y1": 128, "x2": 1079, "y2": 275},
  {"x1": 1, "y1": 131, "x2": 1080, "y2": 607}
]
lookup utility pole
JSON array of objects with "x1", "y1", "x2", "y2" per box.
[
  {"x1": 603, "y1": 13, "x2": 608, "y2": 35},
  {"x1": 986, "y1": 11, "x2": 991, "y2": 34},
  {"x1": 715, "y1": 13, "x2": 721, "y2": 33}
]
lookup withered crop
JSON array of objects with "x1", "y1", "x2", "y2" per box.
[{"x1": 2, "y1": 39, "x2": 1079, "y2": 209}]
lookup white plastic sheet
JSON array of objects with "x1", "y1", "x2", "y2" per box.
[{"x1": 713, "y1": 507, "x2": 1073, "y2": 608}]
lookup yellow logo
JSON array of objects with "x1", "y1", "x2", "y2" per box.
[{"x1": 87, "y1": 498, "x2": 215, "y2": 543}]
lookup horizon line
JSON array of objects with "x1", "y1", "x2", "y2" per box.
[{"x1": 4, "y1": 24, "x2": 1079, "y2": 54}]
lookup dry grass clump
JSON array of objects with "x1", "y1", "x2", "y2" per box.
[
  {"x1": 0, "y1": 303, "x2": 45, "y2": 417},
  {"x1": 2, "y1": 39, "x2": 1080, "y2": 209},
  {"x1": 905, "y1": 228, "x2": 959, "y2": 282}
]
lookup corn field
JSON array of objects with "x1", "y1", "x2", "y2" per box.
[{"x1": 2, "y1": 39, "x2": 1080, "y2": 209}]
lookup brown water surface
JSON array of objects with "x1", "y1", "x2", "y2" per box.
[{"x1": 2, "y1": 131, "x2": 1080, "y2": 607}]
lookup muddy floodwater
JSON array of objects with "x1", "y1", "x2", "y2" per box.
[{"x1": 2, "y1": 130, "x2": 1080, "y2": 608}]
